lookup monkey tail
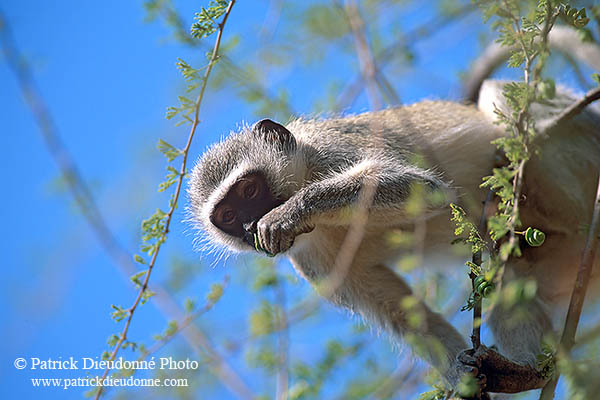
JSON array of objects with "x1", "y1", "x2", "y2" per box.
[{"x1": 463, "y1": 25, "x2": 600, "y2": 103}]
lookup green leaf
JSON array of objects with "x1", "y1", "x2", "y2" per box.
[
  {"x1": 253, "y1": 269, "x2": 278, "y2": 290},
  {"x1": 507, "y1": 52, "x2": 525, "y2": 68},
  {"x1": 121, "y1": 340, "x2": 137, "y2": 352},
  {"x1": 450, "y1": 204, "x2": 486, "y2": 254},
  {"x1": 141, "y1": 289, "x2": 156, "y2": 305},
  {"x1": 488, "y1": 214, "x2": 510, "y2": 241},
  {"x1": 157, "y1": 139, "x2": 182, "y2": 162},
  {"x1": 130, "y1": 270, "x2": 148, "y2": 287},
  {"x1": 184, "y1": 297, "x2": 196, "y2": 313},
  {"x1": 190, "y1": 0, "x2": 228, "y2": 39},
  {"x1": 538, "y1": 78, "x2": 556, "y2": 100},
  {"x1": 418, "y1": 388, "x2": 448, "y2": 400},
  {"x1": 246, "y1": 346, "x2": 278, "y2": 371},
  {"x1": 134, "y1": 254, "x2": 146, "y2": 265},
  {"x1": 303, "y1": 5, "x2": 348, "y2": 39},
  {"x1": 577, "y1": 28, "x2": 594, "y2": 43},
  {"x1": 560, "y1": 5, "x2": 590, "y2": 28},
  {"x1": 141, "y1": 209, "x2": 168, "y2": 242},
  {"x1": 110, "y1": 305, "x2": 129, "y2": 322},
  {"x1": 166, "y1": 106, "x2": 181, "y2": 120},
  {"x1": 107, "y1": 334, "x2": 120, "y2": 347},
  {"x1": 158, "y1": 165, "x2": 181, "y2": 192},
  {"x1": 465, "y1": 261, "x2": 481, "y2": 275},
  {"x1": 206, "y1": 283, "x2": 224, "y2": 303},
  {"x1": 249, "y1": 301, "x2": 275, "y2": 336},
  {"x1": 141, "y1": 243, "x2": 157, "y2": 256},
  {"x1": 164, "y1": 320, "x2": 178, "y2": 337}
]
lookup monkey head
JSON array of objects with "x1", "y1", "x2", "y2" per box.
[{"x1": 188, "y1": 119, "x2": 301, "y2": 253}]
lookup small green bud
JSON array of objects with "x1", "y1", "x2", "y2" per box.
[
  {"x1": 524, "y1": 227, "x2": 546, "y2": 247},
  {"x1": 474, "y1": 275, "x2": 486, "y2": 288},
  {"x1": 481, "y1": 284, "x2": 494, "y2": 298},
  {"x1": 539, "y1": 79, "x2": 555, "y2": 99},
  {"x1": 253, "y1": 233, "x2": 275, "y2": 257}
]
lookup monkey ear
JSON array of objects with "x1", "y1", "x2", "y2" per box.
[{"x1": 252, "y1": 119, "x2": 297, "y2": 152}]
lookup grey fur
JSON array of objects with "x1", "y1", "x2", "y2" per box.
[{"x1": 188, "y1": 80, "x2": 600, "y2": 390}]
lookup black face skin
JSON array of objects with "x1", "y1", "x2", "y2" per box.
[{"x1": 210, "y1": 171, "x2": 283, "y2": 246}]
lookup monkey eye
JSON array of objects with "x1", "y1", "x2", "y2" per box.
[
  {"x1": 220, "y1": 208, "x2": 236, "y2": 225},
  {"x1": 242, "y1": 182, "x2": 259, "y2": 199}
]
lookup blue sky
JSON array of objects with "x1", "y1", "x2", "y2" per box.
[{"x1": 1, "y1": 1, "x2": 592, "y2": 399}]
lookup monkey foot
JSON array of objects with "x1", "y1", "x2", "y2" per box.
[{"x1": 458, "y1": 345, "x2": 547, "y2": 394}]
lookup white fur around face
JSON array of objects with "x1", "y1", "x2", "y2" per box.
[{"x1": 200, "y1": 162, "x2": 253, "y2": 253}]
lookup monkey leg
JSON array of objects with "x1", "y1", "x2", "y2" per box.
[
  {"x1": 472, "y1": 291, "x2": 552, "y2": 393},
  {"x1": 331, "y1": 263, "x2": 469, "y2": 386},
  {"x1": 458, "y1": 345, "x2": 547, "y2": 393}
]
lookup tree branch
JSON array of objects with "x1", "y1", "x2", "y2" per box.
[
  {"x1": 540, "y1": 174, "x2": 600, "y2": 399},
  {"x1": 93, "y1": 2, "x2": 240, "y2": 398},
  {"x1": 463, "y1": 25, "x2": 600, "y2": 103},
  {"x1": 336, "y1": 3, "x2": 475, "y2": 110},
  {"x1": 275, "y1": 277, "x2": 289, "y2": 400},
  {"x1": 0, "y1": 5, "x2": 255, "y2": 400},
  {"x1": 338, "y1": 0, "x2": 382, "y2": 110},
  {"x1": 542, "y1": 86, "x2": 600, "y2": 133},
  {"x1": 471, "y1": 189, "x2": 495, "y2": 350}
]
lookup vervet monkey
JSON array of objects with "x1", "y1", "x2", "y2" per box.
[{"x1": 187, "y1": 79, "x2": 600, "y2": 394}]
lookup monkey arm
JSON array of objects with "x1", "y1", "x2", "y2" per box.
[
  {"x1": 256, "y1": 158, "x2": 452, "y2": 254},
  {"x1": 293, "y1": 158, "x2": 452, "y2": 226}
]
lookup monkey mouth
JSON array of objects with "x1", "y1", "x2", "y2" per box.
[
  {"x1": 243, "y1": 229, "x2": 275, "y2": 257},
  {"x1": 242, "y1": 230, "x2": 256, "y2": 248}
]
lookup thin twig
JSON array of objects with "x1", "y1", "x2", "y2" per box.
[
  {"x1": 336, "y1": 3, "x2": 476, "y2": 110},
  {"x1": 463, "y1": 25, "x2": 590, "y2": 103},
  {"x1": 339, "y1": 0, "x2": 382, "y2": 110},
  {"x1": 0, "y1": 6, "x2": 255, "y2": 400},
  {"x1": 290, "y1": 0, "x2": 382, "y2": 305},
  {"x1": 575, "y1": 322, "x2": 600, "y2": 348},
  {"x1": 361, "y1": 362, "x2": 418, "y2": 400},
  {"x1": 471, "y1": 189, "x2": 495, "y2": 350},
  {"x1": 495, "y1": 0, "x2": 555, "y2": 267},
  {"x1": 375, "y1": 72, "x2": 402, "y2": 105},
  {"x1": 248, "y1": 41, "x2": 390, "y2": 342},
  {"x1": 0, "y1": 8, "x2": 252, "y2": 398},
  {"x1": 275, "y1": 276, "x2": 289, "y2": 400},
  {"x1": 259, "y1": 0, "x2": 284, "y2": 42},
  {"x1": 540, "y1": 175, "x2": 600, "y2": 399},
  {"x1": 560, "y1": 51, "x2": 594, "y2": 91},
  {"x1": 145, "y1": 0, "x2": 296, "y2": 119},
  {"x1": 136, "y1": 275, "x2": 231, "y2": 365},
  {"x1": 91, "y1": 2, "x2": 244, "y2": 399},
  {"x1": 0, "y1": 10, "x2": 136, "y2": 279},
  {"x1": 218, "y1": 55, "x2": 297, "y2": 119},
  {"x1": 543, "y1": 86, "x2": 600, "y2": 133}
]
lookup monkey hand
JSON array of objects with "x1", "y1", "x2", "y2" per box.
[
  {"x1": 456, "y1": 345, "x2": 547, "y2": 394},
  {"x1": 256, "y1": 204, "x2": 314, "y2": 255}
]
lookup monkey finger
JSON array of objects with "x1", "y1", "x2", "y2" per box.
[
  {"x1": 477, "y1": 374, "x2": 487, "y2": 386},
  {"x1": 269, "y1": 225, "x2": 283, "y2": 254},
  {"x1": 268, "y1": 224, "x2": 284, "y2": 255},
  {"x1": 257, "y1": 222, "x2": 273, "y2": 255},
  {"x1": 458, "y1": 349, "x2": 481, "y2": 368}
]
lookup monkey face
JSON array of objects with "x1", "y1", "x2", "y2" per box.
[
  {"x1": 188, "y1": 118, "x2": 299, "y2": 253},
  {"x1": 209, "y1": 171, "x2": 283, "y2": 248}
]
